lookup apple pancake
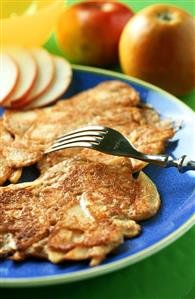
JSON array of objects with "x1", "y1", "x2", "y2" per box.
[
  {"x1": 0, "y1": 122, "x2": 22, "y2": 184},
  {"x1": 0, "y1": 119, "x2": 14, "y2": 185},
  {"x1": 0, "y1": 157, "x2": 159, "y2": 266},
  {"x1": 1, "y1": 80, "x2": 174, "y2": 183}
]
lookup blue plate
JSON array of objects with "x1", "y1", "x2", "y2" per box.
[{"x1": 0, "y1": 65, "x2": 194, "y2": 287}]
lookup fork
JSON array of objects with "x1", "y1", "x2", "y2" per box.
[{"x1": 45, "y1": 126, "x2": 195, "y2": 173}]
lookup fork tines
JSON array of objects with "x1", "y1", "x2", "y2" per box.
[
  {"x1": 45, "y1": 126, "x2": 107, "y2": 154},
  {"x1": 56, "y1": 125, "x2": 106, "y2": 141}
]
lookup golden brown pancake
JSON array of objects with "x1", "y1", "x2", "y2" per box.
[
  {"x1": 0, "y1": 157, "x2": 159, "y2": 266},
  {"x1": 0, "y1": 80, "x2": 172, "y2": 265},
  {"x1": 2, "y1": 80, "x2": 174, "y2": 182},
  {"x1": 0, "y1": 120, "x2": 16, "y2": 184}
]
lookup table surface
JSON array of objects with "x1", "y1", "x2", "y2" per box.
[{"x1": 2, "y1": 1, "x2": 195, "y2": 298}]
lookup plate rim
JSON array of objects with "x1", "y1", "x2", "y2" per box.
[{"x1": 1, "y1": 65, "x2": 195, "y2": 287}]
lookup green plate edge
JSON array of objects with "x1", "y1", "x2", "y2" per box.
[{"x1": 1, "y1": 65, "x2": 195, "y2": 288}]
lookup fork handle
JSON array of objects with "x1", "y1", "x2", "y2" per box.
[
  {"x1": 166, "y1": 155, "x2": 195, "y2": 173},
  {"x1": 141, "y1": 154, "x2": 195, "y2": 173}
]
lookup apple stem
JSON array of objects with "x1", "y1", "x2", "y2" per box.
[{"x1": 157, "y1": 12, "x2": 172, "y2": 21}]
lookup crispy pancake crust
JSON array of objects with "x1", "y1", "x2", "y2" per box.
[
  {"x1": 0, "y1": 81, "x2": 171, "y2": 265},
  {"x1": 0, "y1": 120, "x2": 15, "y2": 184},
  {"x1": 2, "y1": 81, "x2": 174, "y2": 182},
  {"x1": 0, "y1": 158, "x2": 159, "y2": 265}
]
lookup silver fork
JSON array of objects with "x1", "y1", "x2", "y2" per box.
[{"x1": 45, "y1": 126, "x2": 195, "y2": 173}]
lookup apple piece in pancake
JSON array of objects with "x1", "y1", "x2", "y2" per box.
[
  {"x1": 3, "y1": 109, "x2": 41, "y2": 137},
  {"x1": 8, "y1": 169, "x2": 22, "y2": 184}
]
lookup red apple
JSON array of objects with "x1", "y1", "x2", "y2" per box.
[{"x1": 56, "y1": 1, "x2": 134, "y2": 66}]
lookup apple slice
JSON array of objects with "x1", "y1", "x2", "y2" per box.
[
  {"x1": 25, "y1": 56, "x2": 72, "y2": 109},
  {"x1": 0, "y1": 54, "x2": 19, "y2": 103},
  {"x1": 12, "y1": 48, "x2": 55, "y2": 108},
  {"x1": 4, "y1": 47, "x2": 38, "y2": 106}
]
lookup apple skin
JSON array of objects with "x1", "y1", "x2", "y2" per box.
[
  {"x1": 119, "y1": 4, "x2": 195, "y2": 96},
  {"x1": 56, "y1": 1, "x2": 133, "y2": 66}
]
